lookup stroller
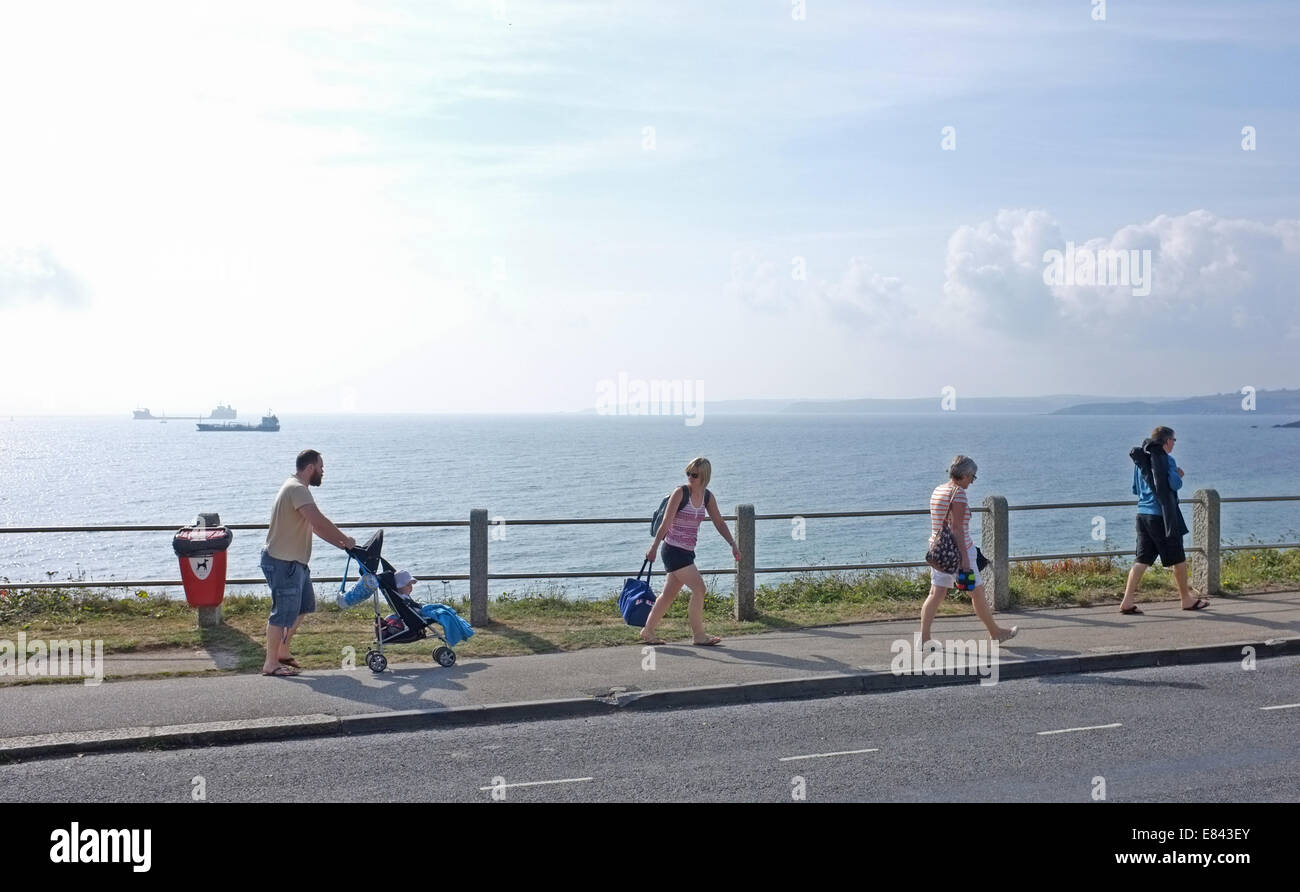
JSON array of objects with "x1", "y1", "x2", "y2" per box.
[{"x1": 343, "y1": 530, "x2": 458, "y2": 673}]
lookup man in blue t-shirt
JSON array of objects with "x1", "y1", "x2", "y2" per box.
[{"x1": 1118, "y1": 426, "x2": 1209, "y2": 614}]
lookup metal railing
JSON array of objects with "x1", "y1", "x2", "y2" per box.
[{"x1": 1, "y1": 491, "x2": 1296, "y2": 622}]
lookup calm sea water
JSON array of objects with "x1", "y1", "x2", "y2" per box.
[{"x1": 1, "y1": 413, "x2": 1297, "y2": 600}]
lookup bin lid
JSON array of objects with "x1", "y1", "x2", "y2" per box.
[{"x1": 173, "y1": 525, "x2": 234, "y2": 556}]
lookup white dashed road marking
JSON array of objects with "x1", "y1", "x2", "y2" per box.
[
  {"x1": 779, "y1": 748, "x2": 879, "y2": 762},
  {"x1": 1036, "y1": 723, "x2": 1123, "y2": 736},
  {"x1": 479, "y1": 777, "x2": 594, "y2": 790}
]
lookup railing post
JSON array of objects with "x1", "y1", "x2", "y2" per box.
[
  {"x1": 982, "y1": 495, "x2": 1010, "y2": 610},
  {"x1": 470, "y1": 508, "x2": 489, "y2": 625},
  {"x1": 1192, "y1": 488, "x2": 1220, "y2": 596},
  {"x1": 734, "y1": 504, "x2": 756, "y2": 621}
]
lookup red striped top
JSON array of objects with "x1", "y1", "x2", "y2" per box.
[{"x1": 929, "y1": 482, "x2": 972, "y2": 551}]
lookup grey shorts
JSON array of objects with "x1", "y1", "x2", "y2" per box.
[{"x1": 261, "y1": 548, "x2": 316, "y2": 627}]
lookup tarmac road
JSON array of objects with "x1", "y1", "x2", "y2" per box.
[{"x1": 4, "y1": 659, "x2": 1297, "y2": 803}]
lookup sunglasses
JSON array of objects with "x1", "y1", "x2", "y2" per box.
[{"x1": 686, "y1": 472, "x2": 699, "y2": 479}]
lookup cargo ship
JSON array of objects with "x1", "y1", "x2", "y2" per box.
[
  {"x1": 197, "y1": 413, "x2": 279, "y2": 432},
  {"x1": 134, "y1": 403, "x2": 237, "y2": 421}
]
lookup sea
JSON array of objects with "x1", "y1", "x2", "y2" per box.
[{"x1": 1, "y1": 413, "x2": 1297, "y2": 601}]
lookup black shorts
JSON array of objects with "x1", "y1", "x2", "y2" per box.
[
  {"x1": 661, "y1": 543, "x2": 696, "y2": 573},
  {"x1": 1135, "y1": 514, "x2": 1186, "y2": 567}
]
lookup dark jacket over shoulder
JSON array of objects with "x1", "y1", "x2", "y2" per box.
[{"x1": 1129, "y1": 439, "x2": 1189, "y2": 539}]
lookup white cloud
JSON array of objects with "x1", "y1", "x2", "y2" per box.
[
  {"x1": 943, "y1": 209, "x2": 1300, "y2": 341},
  {"x1": 0, "y1": 246, "x2": 86, "y2": 308},
  {"x1": 726, "y1": 250, "x2": 909, "y2": 328},
  {"x1": 725, "y1": 249, "x2": 800, "y2": 312},
  {"x1": 822, "y1": 258, "x2": 906, "y2": 326},
  {"x1": 942, "y1": 209, "x2": 1062, "y2": 333}
]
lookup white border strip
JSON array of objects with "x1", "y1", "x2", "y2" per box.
[{"x1": 1260, "y1": 703, "x2": 1300, "y2": 711}]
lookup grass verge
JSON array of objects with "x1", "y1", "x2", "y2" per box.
[{"x1": 0, "y1": 549, "x2": 1295, "y2": 677}]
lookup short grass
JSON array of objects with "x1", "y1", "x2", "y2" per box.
[{"x1": 1, "y1": 548, "x2": 1295, "y2": 676}]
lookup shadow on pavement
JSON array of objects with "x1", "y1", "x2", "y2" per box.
[{"x1": 287, "y1": 662, "x2": 489, "y2": 711}]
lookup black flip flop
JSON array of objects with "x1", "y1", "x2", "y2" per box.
[
  {"x1": 1119, "y1": 606, "x2": 1144, "y2": 615},
  {"x1": 1182, "y1": 599, "x2": 1210, "y2": 611}
]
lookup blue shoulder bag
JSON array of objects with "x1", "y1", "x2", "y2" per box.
[{"x1": 618, "y1": 559, "x2": 657, "y2": 627}]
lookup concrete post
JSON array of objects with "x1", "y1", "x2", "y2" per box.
[
  {"x1": 470, "y1": 509, "x2": 489, "y2": 625},
  {"x1": 734, "y1": 504, "x2": 756, "y2": 621},
  {"x1": 981, "y1": 495, "x2": 1011, "y2": 610},
  {"x1": 1192, "y1": 488, "x2": 1221, "y2": 596},
  {"x1": 197, "y1": 605, "x2": 222, "y2": 628}
]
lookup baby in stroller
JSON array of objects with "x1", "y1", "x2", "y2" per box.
[
  {"x1": 345, "y1": 530, "x2": 473, "y2": 674},
  {"x1": 380, "y1": 570, "x2": 422, "y2": 634}
]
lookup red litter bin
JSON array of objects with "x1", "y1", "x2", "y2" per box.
[{"x1": 173, "y1": 513, "x2": 234, "y2": 607}]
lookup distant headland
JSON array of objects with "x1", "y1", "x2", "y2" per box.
[{"x1": 627, "y1": 388, "x2": 1300, "y2": 416}]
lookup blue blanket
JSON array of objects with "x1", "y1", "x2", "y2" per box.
[{"x1": 418, "y1": 603, "x2": 475, "y2": 647}]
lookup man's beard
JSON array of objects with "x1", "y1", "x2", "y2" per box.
[{"x1": 310, "y1": 470, "x2": 323, "y2": 486}]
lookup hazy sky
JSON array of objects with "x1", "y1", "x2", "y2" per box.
[{"x1": 1, "y1": 0, "x2": 1297, "y2": 415}]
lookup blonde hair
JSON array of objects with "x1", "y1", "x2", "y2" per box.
[{"x1": 685, "y1": 457, "x2": 712, "y2": 488}]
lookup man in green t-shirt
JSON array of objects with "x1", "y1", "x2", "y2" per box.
[{"x1": 259, "y1": 449, "x2": 355, "y2": 676}]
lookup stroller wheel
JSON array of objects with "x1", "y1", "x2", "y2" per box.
[
  {"x1": 433, "y1": 646, "x2": 456, "y2": 668},
  {"x1": 367, "y1": 651, "x2": 388, "y2": 673}
]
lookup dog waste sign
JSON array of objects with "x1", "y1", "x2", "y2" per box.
[{"x1": 172, "y1": 514, "x2": 233, "y2": 607}]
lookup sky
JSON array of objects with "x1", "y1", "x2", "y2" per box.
[{"x1": 1, "y1": 0, "x2": 1298, "y2": 415}]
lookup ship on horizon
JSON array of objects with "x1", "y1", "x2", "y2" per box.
[
  {"x1": 133, "y1": 403, "x2": 239, "y2": 420},
  {"x1": 197, "y1": 413, "x2": 279, "y2": 432}
]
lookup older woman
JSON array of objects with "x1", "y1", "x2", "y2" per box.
[
  {"x1": 641, "y1": 457, "x2": 742, "y2": 646},
  {"x1": 920, "y1": 455, "x2": 1017, "y2": 646}
]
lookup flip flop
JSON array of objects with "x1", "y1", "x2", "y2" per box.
[
  {"x1": 279, "y1": 657, "x2": 302, "y2": 668},
  {"x1": 1182, "y1": 599, "x2": 1210, "y2": 611},
  {"x1": 639, "y1": 636, "x2": 667, "y2": 646},
  {"x1": 1119, "y1": 606, "x2": 1144, "y2": 615},
  {"x1": 693, "y1": 636, "x2": 723, "y2": 646},
  {"x1": 262, "y1": 665, "x2": 299, "y2": 677},
  {"x1": 995, "y1": 626, "x2": 1018, "y2": 643}
]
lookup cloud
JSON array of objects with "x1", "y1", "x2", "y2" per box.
[
  {"x1": 0, "y1": 246, "x2": 86, "y2": 308},
  {"x1": 725, "y1": 249, "x2": 800, "y2": 312},
  {"x1": 822, "y1": 257, "x2": 905, "y2": 325},
  {"x1": 942, "y1": 209, "x2": 1300, "y2": 341},
  {"x1": 726, "y1": 250, "x2": 908, "y2": 327},
  {"x1": 942, "y1": 209, "x2": 1063, "y2": 333}
]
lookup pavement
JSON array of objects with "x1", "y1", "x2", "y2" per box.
[{"x1": 2, "y1": 590, "x2": 1298, "y2": 761}]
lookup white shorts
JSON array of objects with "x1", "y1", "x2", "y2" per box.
[{"x1": 930, "y1": 543, "x2": 980, "y2": 589}]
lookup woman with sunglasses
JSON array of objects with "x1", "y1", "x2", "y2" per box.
[
  {"x1": 920, "y1": 455, "x2": 1018, "y2": 646},
  {"x1": 641, "y1": 457, "x2": 741, "y2": 646}
]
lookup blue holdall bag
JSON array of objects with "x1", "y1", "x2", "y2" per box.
[{"x1": 619, "y1": 559, "x2": 657, "y2": 627}]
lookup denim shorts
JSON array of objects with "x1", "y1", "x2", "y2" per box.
[{"x1": 261, "y1": 548, "x2": 316, "y2": 627}]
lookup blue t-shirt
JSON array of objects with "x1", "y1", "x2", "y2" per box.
[{"x1": 1133, "y1": 452, "x2": 1181, "y2": 515}]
